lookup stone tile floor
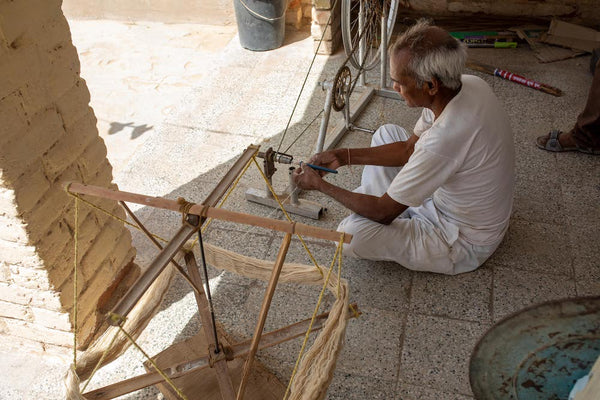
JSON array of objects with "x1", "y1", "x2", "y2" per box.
[{"x1": 1, "y1": 16, "x2": 599, "y2": 400}]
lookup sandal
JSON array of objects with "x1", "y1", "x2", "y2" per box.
[{"x1": 536, "y1": 130, "x2": 578, "y2": 152}]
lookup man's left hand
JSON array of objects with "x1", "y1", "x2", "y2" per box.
[{"x1": 292, "y1": 164, "x2": 323, "y2": 191}]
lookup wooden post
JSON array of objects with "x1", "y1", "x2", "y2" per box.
[
  {"x1": 236, "y1": 233, "x2": 292, "y2": 400},
  {"x1": 109, "y1": 218, "x2": 199, "y2": 325},
  {"x1": 184, "y1": 252, "x2": 236, "y2": 400}
]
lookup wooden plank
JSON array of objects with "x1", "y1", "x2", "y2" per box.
[
  {"x1": 65, "y1": 183, "x2": 351, "y2": 244},
  {"x1": 184, "y1": 252, "x2": 236, "y2": 400},
  {"x1": 236, "y1": 233, "x2": 292, "y2": 400}
]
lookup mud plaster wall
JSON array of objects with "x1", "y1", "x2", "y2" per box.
[
  {"x1": 61, "y1": 0, "x2": 600, "y2": 27},
  {"x1": 0, "y1": 0, "x2": 139, "y2": 351}
]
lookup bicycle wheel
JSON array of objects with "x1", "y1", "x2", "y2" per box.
[{"x1": 341, "y1": 0, "x2": 399, "y2": 71}]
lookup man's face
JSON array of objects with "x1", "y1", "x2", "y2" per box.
[{"x1": 389, "y1": 49, "x2": 429, "y2": 108}]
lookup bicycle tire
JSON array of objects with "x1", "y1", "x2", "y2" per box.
[{"x1": 341, "y1": 0, "x2": 399, "y2": 71}]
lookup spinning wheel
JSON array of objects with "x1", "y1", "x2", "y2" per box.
[
  {"x1": 247, "y1": 0, "x2": 402, "y2": 217},
  {"x1": 341, "y1": 0, "x2": 399, "y2": 71},
  {"x1": 313, "y1": 0, "x2": 400, "y2": 154}
]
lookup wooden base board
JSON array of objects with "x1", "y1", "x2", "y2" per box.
[{"x1": 144, "y1": 324, "x2": 286, "y2": 400}]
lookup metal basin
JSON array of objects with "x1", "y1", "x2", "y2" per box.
[{"x1": 470, "y1": 296, "x2": 600, "y2": 399}]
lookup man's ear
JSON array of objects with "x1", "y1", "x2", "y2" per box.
[{"x1": 426, "y1": 77, "x2": 440, "y2": 94}]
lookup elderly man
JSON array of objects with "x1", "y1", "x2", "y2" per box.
[{"x1": 292, "y1": 20, "x2": 515, "y2": 275}]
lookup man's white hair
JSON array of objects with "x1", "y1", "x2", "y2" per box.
[{"x1": 391, "y1": 19, "x2": 467, "y2": 90}]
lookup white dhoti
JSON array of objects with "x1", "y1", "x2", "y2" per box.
[{"x1": 338, "y1": 124, "x2": 499, "y2": 275}]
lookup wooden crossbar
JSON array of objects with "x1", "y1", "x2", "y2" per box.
[{"x1": 65, "y1": 182, "x2": 351, "y2": 244}]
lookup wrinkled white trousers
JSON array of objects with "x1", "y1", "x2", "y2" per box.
[{"x1": 338, "y1": 124, "x2": 499, "y2": 275}]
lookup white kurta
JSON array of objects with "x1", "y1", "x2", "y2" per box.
[{"x1": 338, "y1": 75, "x2": 515, "y2": 275}]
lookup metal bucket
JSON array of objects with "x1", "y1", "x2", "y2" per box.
[
  {"x1": 233, "y1": 0, "x2": 287, "y2": 51},
  {"x1": 470, "y1": 296, "x2": 600, "y2": 399}
]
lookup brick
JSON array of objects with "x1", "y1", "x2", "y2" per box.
[
  {"x1": 77, "y1": 256, "x2": 138, "y2": 327},
  {"x1": 1, "y1": 108, "x2": 64, "y2": 180},
  {"x1": 52, "y1": 165, "x2": 84, "y2": 194},
  {"x1": 88, "y1": 159, "x2": 116, "y2": 188},
  {"x1": 0, "y1": 90, "x2": 30, "y2": 139},
  {"x1": 44, "y1": 210, "x2": 110, "y2": 289},
  {"x1": 33, "y1": 184, "x2": 118, "y2": 248},
  {"x1": 11, "y1": 160, "x2": 51, "y2": 213},
  {"x1": 46, "y1": 245, "x2": 75, "y2": 291},
  {"x1": 54, "y1": 79, "x2": 92, "y2": 130},
  {"x1": 0, "y1": 282, "x2": 62, "y2": 310},
  {"x1": 52, "y1": 269, "x2": 87, "y2": 310},
  {"x1": 0, "y1": 0, "x2": 59, "y2": 44},
  {"x1": 34, "y1": 218, "x2": 76, "y2": 269},
  {"x1": 42, "y1": 113, "x2": 98, "y2": 180},
  {"x1": 314, "y1": 29, "x2": 342, "y2": 54},
  {"x1": 0, "y1": 317, "x2": 72, "y2": 347},
  {"x1": 44, "y1": 41, "x2": 80, "y2": 100},
  {"x1": 76, "y1": 310, "x2": 101, "y2": 348},
  {"x1": 79, "y1": 220, "x2": 124, "y2": 282},
  {"x1": 77, "y1": 260, "x2": 139, "y2": 340},
  {"x1": 33, "y1": 14, "x2": 74, "y2": 54},
  {"x1": 82, "y1": 140, "x2": 109, "y2": 180},
  {"x1": 311, "y1": 5, "x2": 340, "y2": 25},
  {"x1": 311, "y1": 22, "x2": 335, "y2": 41},
  {"x1": 20, "y1": 75, "x2": 52, "y2": 119},
  {"x1": 0, "y1": 262, "x2": 11, "y2": 283},
  {"x1": 35, "y1": 198, "x2": 102, "y2": 265},
  {"x1": 10, "y1": 264, "x2": 51, "y2": 291},
  {"x1": 0, "y1": 214, "x2": 28, "y2": 243},
  {"x1": 62, "y1": 266, "x2": 117, "y2": 325},
  {"x1": 285, "y1": 7, "x2": 303, "y2": 28},
  {"x1": 58, "y1": 260, "x2": 107, "y2": 313},
  {"x1": 73, "y1": 198, "x2": 123, "y2": 242},
  {"x1": 0, "y1": 238, "x2": 40, "y2": 266},
  {"x1": 303, "y1": 4, "x2": 312, "y2": 19},
  {"x1": 46, "y1": 199, "x2": 120, "y2": 272},
  {"x1": 1, "y1": 46, "x2": 49, "y2": 116},
  {"x1": 0, "y1": 0, "x2": 130, "y2": 350},
  {"x1": 58, "y1": 139, "x2": 108, "y2": 184},
  {"x1": 30, "y1": 305, "x2": 71, "y2": 331},
  {"x1": 22, "y1": 186, "x2": 72, "y2": 243},
  {"x1": 0, "y1": 27, "x2": 7, "y2": 52},
  {"x1": 107, "y1": 231, "x2": 136, "y2": 271},
  {"x1": 0, "y1": 186, "x2": 18, "y2": 219},
  {"x1": 313, "y1": 0, "x2": 335, "y2": 10},
  {"x1": 0, "y1": 299, "x2": 31, "y2": 321}
]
